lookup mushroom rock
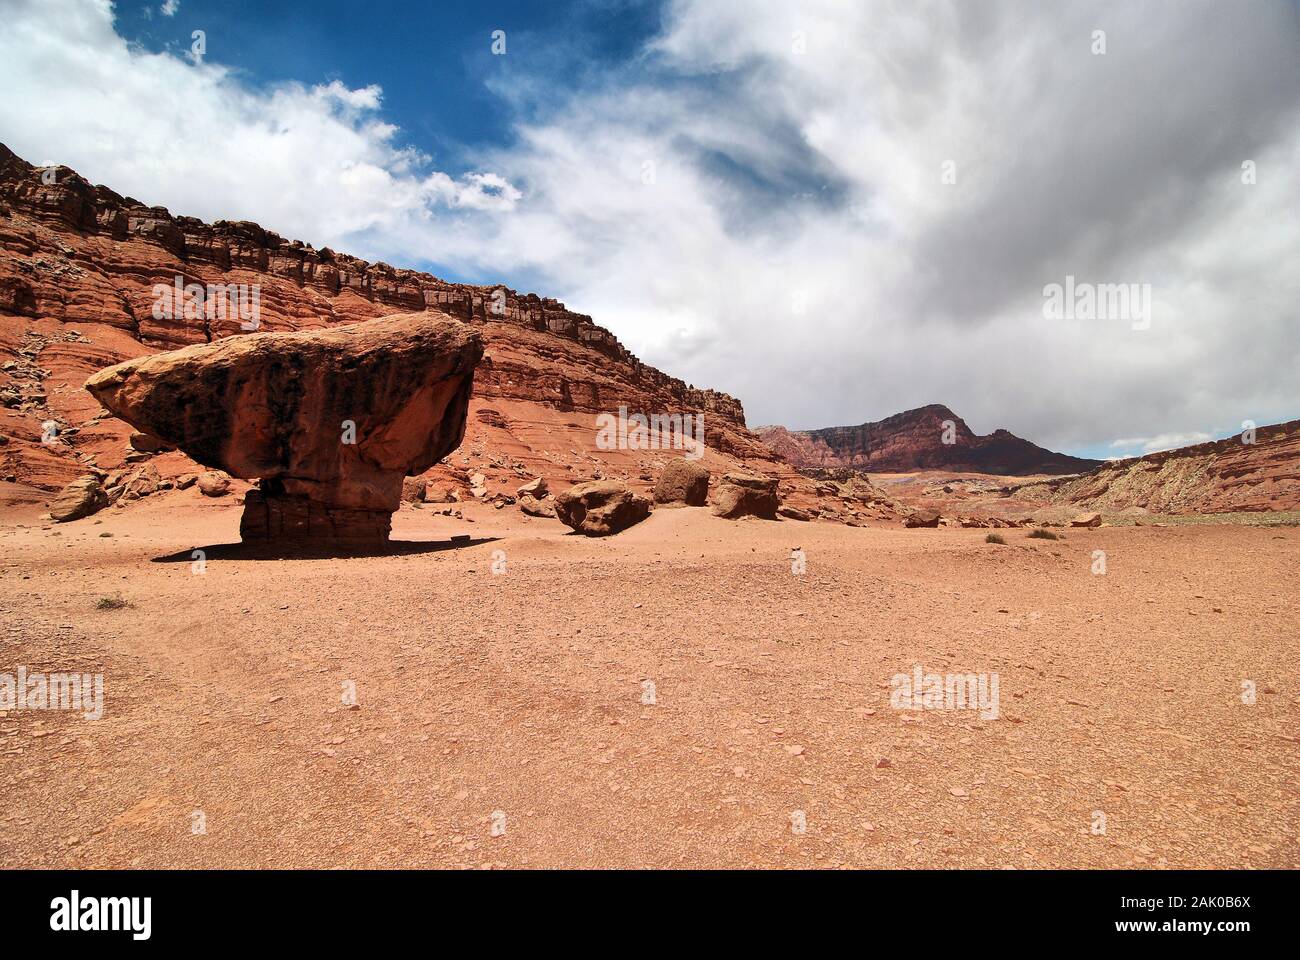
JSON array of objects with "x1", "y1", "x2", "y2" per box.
[{"x1": 84, "y1": 311, "x2": 483, "y2": 543}]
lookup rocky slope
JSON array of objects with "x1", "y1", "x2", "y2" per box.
[
  {"x1": 1009, "y1": 420, "x2": 1300, "y2": 514},
  {"x1": 0, "y1": 143, "x2": 872, "y2": 522},
  {"x1": 756, "y1": 404, "x2": 1101, "y2": 476}
]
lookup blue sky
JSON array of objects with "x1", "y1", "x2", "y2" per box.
[
  {"x1": 116, "y1": 0, "x2": 665, "y2": 193},
  {"x1": 1, "y1": 0, "x2": 1297, "y2": 458}
]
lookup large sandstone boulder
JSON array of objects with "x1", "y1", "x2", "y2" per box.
[
  {"x1": 711, "y1": 472, "x2": 779, "y2": 519},
  {"x1": 554, "y1": 480, "x2": 651, "y2": 536},
  {"x1": 49, "y1": 475, "x2": 107, "y2": 522},
  {"x1": 85, "y1": 311, "x2": 483, "y2": 543},
  {"x1": 1070, "y1": 512, "x2": 1103, "y2": 528},
  {"x1": 654, "y1": 459, "x2": 709, "y2": 506}
]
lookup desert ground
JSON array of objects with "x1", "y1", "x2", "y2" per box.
[{"x1": 0, "y1": 488, "x2": 1296, "y2": 869}]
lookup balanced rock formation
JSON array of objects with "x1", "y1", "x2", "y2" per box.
[
  {"x1": 85, "y1": 311, "x2": 483, "y2": 543},
  {"x1": 0, "y1": 143, "x2": 859, "y2": 526},
  {"x1": 654, "y1": 459, "x2": 709, "y2": 506},
  {"x1": 554, "y1": 480, "x2": 651, "y2": 536},
  {"x1": 711, "y1": 472, "x2": 779, "y2": 520}
]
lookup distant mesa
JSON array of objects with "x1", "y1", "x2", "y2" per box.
[{"x1": 756, "y1": 404, "x2": 1101, "y2": 476}]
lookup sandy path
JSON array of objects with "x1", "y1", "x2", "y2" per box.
[{"x1": 1, "y1": 495, "x2": 1296, "y2": 868}]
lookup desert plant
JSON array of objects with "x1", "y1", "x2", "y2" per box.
[
  {"x1": 985, "y1": 533, "x2": 1007, "y2": 544},
  {"x1": 95, "y1": 595, "x2": 131, "y2": 610},
  {"x1": 1028, "y1": 528, "x2": 1059, "y2": 540}
]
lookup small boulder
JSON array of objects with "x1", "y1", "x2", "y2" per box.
[
  {"x1": 121, "y1": 464, "x2": 161, "y2": 500},
  {"x1": 554, "y1": 480, "x2": 651, "y2": 536},
  {"x1": 129, "y1": 430, "x2": 174, "y2": 454},
  {"x1": 654, "y1": 460, "x2": 709, "y2": 507},
  {"x1": 904, "y1": 509, "x2": 941, "y2": 528},
  {"x1": 423, "y1": 485, "x2": 458, "y2": 503},
  {"x1": 401, "y1": 477, "x2": 427, "y2": 503},
  {"x1": 777, "y1": 505, "x2": 811, "y2": 522},
  {"x1": 520, "y1": 495, "x2": 557, "y2": 518},
  {"x1": 197, "y1": 471, "x2": 231, "y2": 497},
  {"x1": 1071, "y1": 512, "x2": 1103, "y2": 528},
  {"x1": 516, "y1": 477, "x2": 547, "y2": 499},
  {"x1": 711, "y1": 472, "x2": 779, "y2": 520},
  {"x1": 50, "y1": 475, "x2": 107, "y2": 522}
]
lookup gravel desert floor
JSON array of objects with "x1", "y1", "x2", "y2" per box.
[{"x1": 1, "y1": 494, "x2": 1296, "y2": 869}]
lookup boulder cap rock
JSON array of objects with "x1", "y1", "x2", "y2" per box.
[{"x1": 85, "y1": 311, "x2": 483, "y2": 514}]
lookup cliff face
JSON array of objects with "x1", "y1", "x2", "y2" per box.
[
  {"x1": 757, "y1": 404, "x2": 1101, "y2": 476},
  {"x1": 1009, "y1": 421, "x2": 1300, "y2": 514},
  {"x1": 0, "y1": 143, "x2": 845, "y2": 515}
]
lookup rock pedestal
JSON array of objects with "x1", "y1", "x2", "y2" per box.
[
  {"x1": 85, "y1": 311, "x2": 483, "y2": 543},
  {"x1": 239, "y1": 487, "x2": 392, "y2": 544}
]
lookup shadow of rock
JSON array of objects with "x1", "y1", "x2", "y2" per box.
[{"x1": 151, "y1": 536, "x2": 499, "y2": 563}]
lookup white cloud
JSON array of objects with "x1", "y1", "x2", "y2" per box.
[
  {"x1": 1111, "y1": 432, "x2": 1215, "y2": 456},
  {"x1": 1, "y1": 0, "x2": 1297, "y2": 453},
  {"x1": 0, "y1": 0, "x2": 518, "y2": 251},
  {"x1": 160, "y1": 0, "x2": 178, "y2": 17}
]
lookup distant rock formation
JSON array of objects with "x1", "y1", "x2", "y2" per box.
[
  {"x1": 757, "y1": 404, "x2": 1101, "y2": 476},
  {"x1": 1009, "y1": 420, "x2": 1300, "y2": 514},
  {"x1": 85, "y1": 311, "x2": 482, "y2": 542}
]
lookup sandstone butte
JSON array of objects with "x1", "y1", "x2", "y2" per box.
[
  {"x1": 0, "y1": 142, "x2": 858, "y2": 524},
  {"x1": 85, "y1": 311, "x2": 482, "y2": 542}
]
